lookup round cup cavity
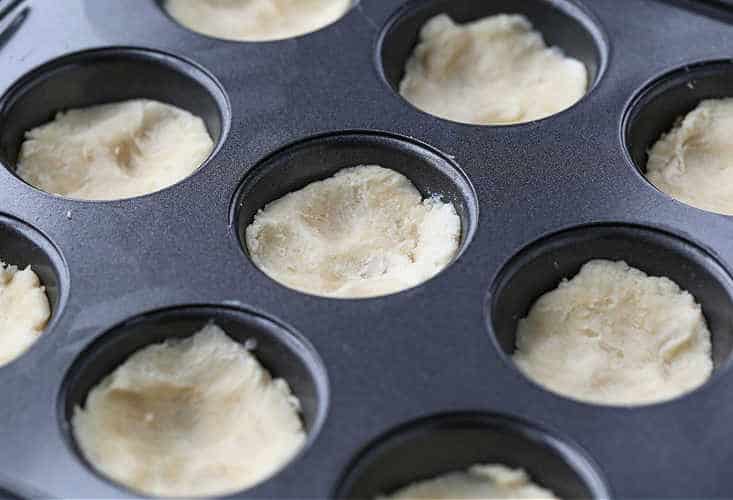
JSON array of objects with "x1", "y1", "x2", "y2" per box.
[
  {"x1": 156, "y1": 0, "x2": 358, "y2": 42},
  {"x1": 232, "y1": 131, "x2": 478, "y2": 296},
  {"x1": 624, "y1": 60, "x2": 733, "y2": 183},
  {"x1": 0, "y1": 214, "x2": 67, "y2": 363},
  {"x1": 0, "y1": 47, "x2": 230, "y2": 196},
  {"x1": 489, "y1": 225, "x2": 733, "y2": 402},
  {"x1": 377, "y1": 0, "x2": 607, "y2": 119},
  {"x1": 335, "y1": 412, "x2": 610, "y2": 499},
  {"x1": 59, "y1": 305, "x2": 329, "y2": 495}
]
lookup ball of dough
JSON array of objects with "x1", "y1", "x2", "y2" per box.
[
  {"x1": 245, "y1": 165, "x2": 461, "y2": 298},
  {"x1": 513, "y1": 260, "x2": 713, "y2": 405},
  {"x1": 646, "y1": 98, "x2": 733, "y2": 215},
  {"x1": 0, "y1": 262, "x2": 50, "y2": 366},
  {"x1": 17, "y1": 99, "x2": 214, "y2": 201},
  {"x1": 383, "y1": 464, "x2": 558, "y2": 500},
  {"x1": 72, "y1": 324, "x2": 305, "y2": 497},
  {"x1": 164, "y1": 0, "x2": 351, "y2": 42},
  {"x1": 399, "y1": 14, "x2": 588, "y2": 125}
]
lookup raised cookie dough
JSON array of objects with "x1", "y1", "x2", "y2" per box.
[
  {"x1": 399, "y1": 14, "x2": 588, "y2": 125},
  {"x1": 164, "y1": 0, "x2": 351, "y2": 42},
  {"x1": 384, "y1": 464, "x2": 558, "y2": 500},
  {"x1": 0, "y1": 262, "x2": 50, "y2": 366},
  {"x1": 72, "y1": 324, "x2": 305, "y2": 497},
  {"x1": 245, "y1": 165, "x2": 461, "y2": 298},
  {"x1": 17, "y1": 99, "x2": 214, "y2": 201},
  {"x1": 646, "y1": 98, "x2": 733, "y2": 215},
  {"x1": 513, "y1": 260, "x2": 712, "y2": 405}
]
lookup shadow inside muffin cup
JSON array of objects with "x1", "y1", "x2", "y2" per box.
[
  {"x1": 0, "y1": 47, "x2": 229, "y2": 195},
  {"x1": 0, "y1": 477, "x2": 48, "y2": 500},
  {"x1": 624, "y1": 60, "x2": 733, "y2": 179},
  {"x1": 232, "y1": 131, "x2": 479, "y2": 296},
  {"x1": 0, "y1": 486, "x2": 21, "y2": 500},
  {"x1": 488, "y1": 225, "x2": 733, "y2": 402},
  {"x1": 377, "y1": 0, "x2": 607, "y2": 105},
  {"x1": 59, "y1": 305, "x2": 329, "y2": 495},
  {"x1": 0, "y1": 214, "x2": 67, "y2": 364},
  {"x1": 335, "y1": 412, "x2": 610, "y2": 499}
]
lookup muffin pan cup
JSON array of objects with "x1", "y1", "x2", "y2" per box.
[{"x1": 2, "y1": 0, "x2": 733, "y2": 498}]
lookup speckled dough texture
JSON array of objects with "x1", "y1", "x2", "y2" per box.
[
  {"x1": 164, "y1": 0, "x2": 351, "y2": 41},
  {"x1": 245, "y1": 165, "x2": 461, "y2": 298},
  {"x1": 399, "y1": 14, "x2": 588, "y2": 125},
  {"x1": 646, "y1": 98, "x2": 733, "y2": 215},
  {"x1": 513, "y1": 260, "x2": 712, "y2": 405},
  {"x1": 17, "y1": 99, "x2": 214, "y2": 201},
  {"x1": 383, "y1": 464, "x2": 558, "y2": 500},
  {"x1": 0, "y1": 262, "x2": 50, "y2": 366},
  {"x1": 72, "y1": 324, "x2": 305, "y2": 498}
]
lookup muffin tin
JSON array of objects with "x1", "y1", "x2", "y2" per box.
[{"x1": 1, "y1": 0, "x2": 733, "y2": 497}]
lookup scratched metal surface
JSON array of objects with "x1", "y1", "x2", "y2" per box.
[{"x1": 0, "y1": 0, "x2": 732, "y2": 498}]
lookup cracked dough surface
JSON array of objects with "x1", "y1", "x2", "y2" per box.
[
  {"x1": 399, "y1": 14, "x2": 587, "y2": 125},
  {"x1": 164, "y1": 0, "x2": 351, "y2": 41},
  {"x1": 646, "y1": 98, "x2": 733, "y2": 215},
  {"x1": 0, "y1": 262, "x2": 50, "y2": 366},
  {"x1": 72, "y1": 324, "x2": 305, "y2": 497},
  {"x1": 513, "y1": 260, "x2": 712, "y2": 405},
  {"x1": 384, "y1": 464, "x2": 558, "y2": 500},
  {"x1": 17, "y1": 99, "x2": 213, "y2": 201},
  {"x1": 245, "y1": 165, "x2": 461, "y2": 298}
]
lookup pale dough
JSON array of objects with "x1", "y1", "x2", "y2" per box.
[
  {"x1": 245, "y1": 165, "x2": 461, "y2": 298},
  {"x1": 72, "y1": 324, "x2": 305, "y2": 497},
  {"x1": 17, "y1": 99, "x2": 214, "y2": 201},
  {"x1": 164, "y1": 0, "x2": 351, "y2": 42},
  {"x1": 646, "y1": 98, "x2": 733, "y2": 215},
  {"x1": 0, "y1": 262, "x2": 50, "y2": 366},
  {"x1": 399, "y1": 14, "x2": 588, "y2": 125},
  {"x1": 513, "y1": 260, "x2": 713, "y2": 405},
  {"x1": 384, "y1": 464, "x2": 558, "y2": 500}
]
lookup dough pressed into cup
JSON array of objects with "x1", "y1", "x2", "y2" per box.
[
  {"x1": 17, "y1": 99, "x2": 214, "y2": 201},
  {"x1": 0, "y1": 262, "x2": 50, "y2": 366},
  {"x1": 399, "y1": 13, "x2": 587, "y2": 125},
  {"x1": 72, "y1": 324, "x2": 305, "y2": 497},
  {"x1": 513, "y1": 260, "x2": 713, "y2": 405},
  {"x1": 164, "y1": 0, "x2": 351, "y2": 42},
  {"x1": 245, "y1": 165, "x2": 461, "y2": 299},
  {"x1": 646, "y1": 98, "x2": 733, "y2": 215},
  {"x1": 383, "y1": 464, "x2": 558, "y2": 500}
]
